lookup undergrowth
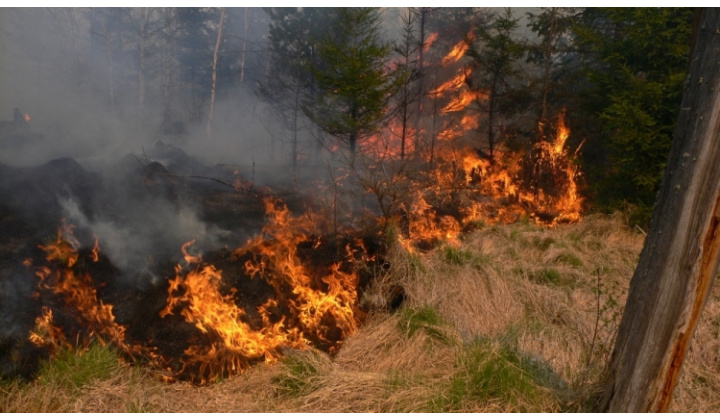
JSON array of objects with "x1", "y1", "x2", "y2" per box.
[{"x1": 3, "y1": 215, "x2": 718, "y2": 412}]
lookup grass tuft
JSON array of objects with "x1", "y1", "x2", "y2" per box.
[
  {"x1": 431, "y1": 340, "x2": 556, "y2": 412},
  {"x1": 272, "y1": 351, "x2": 327, "y2": 397},
  {"x1": 36, "y1": 342, "x2": 123, "y2": 392},
  {"x1": 398, "y1": 304, "x2": 450, "y2": 344}
]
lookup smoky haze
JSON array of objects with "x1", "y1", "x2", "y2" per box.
[
  {"x1": 0, "y1": 7, "x2": 298, "y2": 348},
  {"x1": 0, "y1": 8, "x2": 290, "y2": 169}
]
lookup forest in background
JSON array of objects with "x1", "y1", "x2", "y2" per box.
[{"x1": 0, "y1": 7, "x2": 695, "y2": 226}]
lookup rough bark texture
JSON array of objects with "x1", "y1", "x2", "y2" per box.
[{"x1": 602, "y1": 9, "x2": 720, "y2": 412}]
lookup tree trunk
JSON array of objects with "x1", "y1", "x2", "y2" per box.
[
  {"x1": 162, "y1": 8, "x2": 175, "y2": 129},
  {"x1": 413, "y1": 7, "x2": 431, "y2": 156},
  {"x1": 601, "y1": 8, "x2": 720, "y2": 412},
  {"x1": 292, "y1": 83, "x2": 300, "y2": 170},
  {"x1": 537, "y1": 7, "x2": 558, "y2": 143},
  {"x1": 103, "y1": 22, "x2": 116, "y2": 118},
  {"x1": 206, "y1": 7, "x2": 226, "y2": 141},
  {"x1": 138, "y1": 8, "x2": 152, "y2": 125},
  {"x1": 239, "y1": 7, "x2": 249, "y2": 84}
]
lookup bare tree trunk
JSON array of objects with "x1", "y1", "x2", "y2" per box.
[
  {"x1": 162, "y1": 8, "x2": 175, "y2": 129},
  {"x1": 206, "y1": 7, "x2": 226, "y2": 141},
  {"x1": 239, "y1": 7, "x2": 249, "y2": 84},
  {"x1": 103, "y1": 22, "x2": 116, "y2": 118},
  {"x1": 537, "y1": 7, "x2": 558, "y2": 143},
  {"x1": 292, "y1": 82, "x2": 300, "y2": 170},
  {"x1": 601, "y1": 8, "x2": 720, "y2": 412},
  {"x1": 138, "y1": 8, "x2": 152, "y2": 125},
  {"x1": 414, "y1": 8, "x2": 428, "y2": 155}
]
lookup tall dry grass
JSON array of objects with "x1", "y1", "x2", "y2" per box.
[{"x1": 2, "y1": 214, "x2": 718, "y2": 412}]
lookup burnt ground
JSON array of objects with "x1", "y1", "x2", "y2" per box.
[{"x1": 0, "y1": 141, "x2": 384, "y2": 381}]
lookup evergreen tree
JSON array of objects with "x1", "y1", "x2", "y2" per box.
[
  {"x1": 526, "y1": 7, "x2": 578, "y2": 142},
  {"x1": 303, "y1": 8, "x2": 401, "y2": 155},
  {"x1": 392, "y1": 8, "x2": 421, "y2": 159},
  {"x1": 467, "y1": 8, "x2": 526, "y2": 160},
  {"x1": 572, "y1": 7, "x2": 694, "y2": 225}
]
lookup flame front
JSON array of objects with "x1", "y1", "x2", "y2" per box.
[
  {"x1": 30, "y1": 198, "x2": 365, "y2": 384},
  {"x1": 30, "y1": 224, "x2": 136, "y2": 355}
]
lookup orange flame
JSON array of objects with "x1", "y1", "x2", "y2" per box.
[
  {"x1": 424, "y1": 32, "x2": 438, "y2": 53},
  {"x1": 441, "y1": 31, "x2": 474, "y2": 66},
  {"x1": 33, "y1": 224, "x2": 135, "y2": 353}
]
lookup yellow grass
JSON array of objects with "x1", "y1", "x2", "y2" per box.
[{"x1": 2, "y1": 213, "x2": 718, "y2": 412}]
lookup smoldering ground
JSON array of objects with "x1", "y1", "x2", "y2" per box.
[{"x1": 0, "y1": 8, "x2": 329, "y2": 378}]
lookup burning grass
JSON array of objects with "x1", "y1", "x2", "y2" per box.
[{"x1": 4, "y1": 214, "x2": 719, "y2": 412}]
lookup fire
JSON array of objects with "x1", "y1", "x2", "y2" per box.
[
  {"x1": 441, "y1": 31, "x2": 474, "y2": 66},
  {"x1": 23, "y1": 113, "x2": 31, "y2": 122},
  {"x1": 156, "y1": 198, "x2": 361, "y2": 381},
  {"x1": 22, "y1": 23, "x2": 586, "y2": 386},
  {"x1": 442, "y1": 89, "x2": 486, "y2": 114},
  {"x1": 31, "y1": 223, "x2": 135, "y2": 354},
  {"x1": 236, "y1": 199, "x2": 359, "y2": 346},
  {"x1": 28, "y1": 307, "x2": 66, "y2": 351},
  {"x1": 29, "y1": 199, "x2": 365, "y2": 383},
  {"x1": 424, "y1": 32, "x2": 438, "y2": 52},
  {"x1": 90, "y1": 234, "x2": 100, "y2": 262},
  {"x1": 430, "y1": 68, "x2": 471, "y2": 98},
  {"x1": 161, "y1": 260, "x2": 298, "y2": 379}
]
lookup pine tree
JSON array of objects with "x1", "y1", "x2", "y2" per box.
[
  {"x1": 467, "y1": 8, "x2": 526, "y2": 161},
  {"x1": 573, "y1": 7, "x2": 694, "y2": 225},
  {"x1": 303, "y1": 8, "x2": 401, "y2": 155}
]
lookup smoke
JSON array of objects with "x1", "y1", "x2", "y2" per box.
[
  {"x1": 0, "y1": 8, "x2": 283, "y2": 171},
  {"x1": 0, "y1": 7, "x2": 288, "y2": 277}
]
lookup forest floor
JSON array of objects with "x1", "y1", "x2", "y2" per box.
[{"x1": 2, "y1": 214, "x2": 719, "y2": 413}]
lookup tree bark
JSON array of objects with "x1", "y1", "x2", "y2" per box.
[{"x1": 601, "y1": 8, "x2": 720, "y2": 412}]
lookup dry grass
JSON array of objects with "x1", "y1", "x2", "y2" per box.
[{"x1": 2, "y1": 213, "x2": 719, "y2": 412}]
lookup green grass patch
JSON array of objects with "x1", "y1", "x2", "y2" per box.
[
  {"x1": 556, "y1": 253, "x2": 584, "y2": 268},
  {"x1": 530, "y1": 268, "x2": 562, "y2": 286},
  {"x1": 407, "y1": 252, "x2": 427, "y2": 275},
  {"x1": 440, "y1": 245, "x2": 489, "y2": 268},
  {"x1": 272, "y1": 351, "x2": 325, "y2": 397},
  {"x1": 430, "y1": 340, "x2": 555, "y2": 412},
  {"x1": 398, "y1": 304, "x2": 450, "y2": 344},
  {"x1": 35, "y1": 343, "x2": 123, "y2": 392}
]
